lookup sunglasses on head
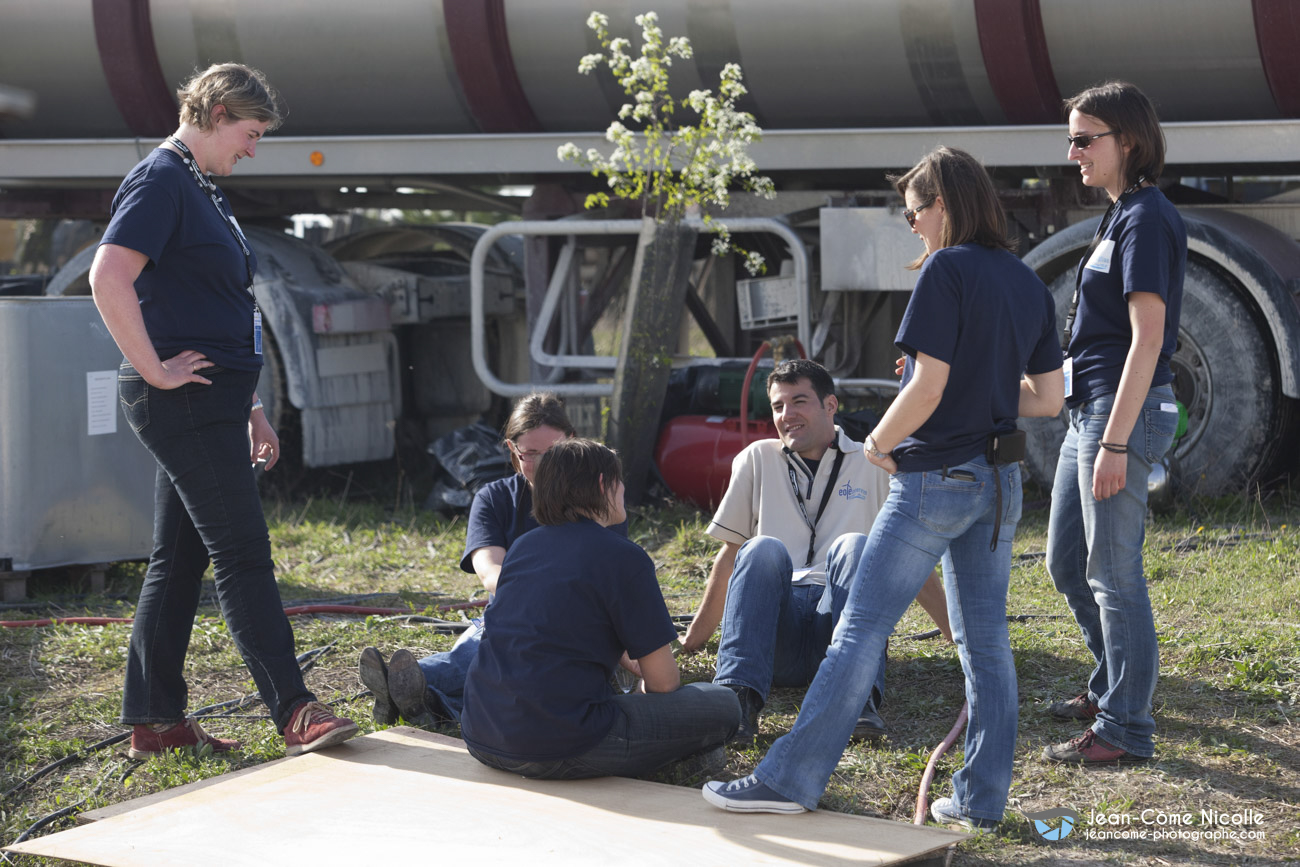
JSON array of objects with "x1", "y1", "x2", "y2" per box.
[
  {"x1": 903, "y1": 201, "x2": 933, "y2": 228},
  {"x1": 1066, "y1": 130, "x2": 1118, "y2": 150}
]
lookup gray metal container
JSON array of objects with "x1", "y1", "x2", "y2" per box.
[{"x1": 0, "y1": 297, "x2": 154, "y2": 571}]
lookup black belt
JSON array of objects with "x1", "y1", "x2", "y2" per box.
[{"x1": 985, "y1": 430, "x2": 1025, "y2": 551}]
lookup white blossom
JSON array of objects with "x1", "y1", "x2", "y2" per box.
[{"x1": 587, "y1": 11, "x2": 608, "y2": 30}]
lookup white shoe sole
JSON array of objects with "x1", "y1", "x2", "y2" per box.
[{"x1": 285, "y1": 721, "x2": 359, "y2": 756}]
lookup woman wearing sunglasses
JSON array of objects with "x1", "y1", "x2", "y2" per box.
[
  {"x1": 703, "y1": 146, "x2": 1063, "y2": 830},
  {"x1": 360, "y1": 393, "x2": 629, "y2": 726},
  {"x1": 1042, "y1": 81, "x2": 1185, "y2": 764}
]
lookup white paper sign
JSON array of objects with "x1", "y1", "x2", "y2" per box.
[{"x1": 86, "y1": 370, "x2": 118, "y2": 436}]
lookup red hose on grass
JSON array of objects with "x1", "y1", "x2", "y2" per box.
[
  {"x1": 0, "y1": 600, "x2": 487, "y2": 629},
  {"x1": 913, "y1": 700, "x2": 969, "y2": 824}
]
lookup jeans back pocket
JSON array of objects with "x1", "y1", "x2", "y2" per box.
[
  {"x1": 1142, "y1": 404, "x2": 1178, "y2": 463},
  {"x1": 117, "y1": 374, "x2": 149, "y2": 433}
]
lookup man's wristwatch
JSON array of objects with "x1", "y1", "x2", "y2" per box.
[{"x1": 864, "y1": 434, "x2": 884, "y2": 459}]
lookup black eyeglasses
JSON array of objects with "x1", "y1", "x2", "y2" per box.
[
  {"x1": 903, "y1": 201, "x2": 933, "y2": 228},
  {"x1": 1066, "y1": 130, "x2": 1118, "y2": 150}
]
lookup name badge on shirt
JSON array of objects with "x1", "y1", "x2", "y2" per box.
[
  {"x1": 1085, "y1": 239, "x2": 1115, "y2": 273},
  {"x1": 1063, "y1": 356, "x2": 1074, "y2": 399},
  {"x1": 253, "y1": 309, "x2": 263, "y2": 355}
]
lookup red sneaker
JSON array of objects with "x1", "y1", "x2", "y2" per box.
[
  {"x1": 129, "y1": 718, "x2": 241, "y2": 759},
  {"x1": 284, "y1": 701, "x2": 359, "y2": 756}
]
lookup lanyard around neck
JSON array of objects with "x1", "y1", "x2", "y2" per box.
[
  {"x1": 166, "y1": 137, "x2": 255, "y2": 291},
  {"x1": 784, "y1": 443, "x2": 846, "y2": 568},
  {"x1": 1060, "y1": 178, "x2": 1146, "y2": 353}
]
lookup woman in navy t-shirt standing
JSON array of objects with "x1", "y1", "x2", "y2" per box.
[
  {"x1": 1043, "y1": 81, "x2": 1185, "y2": 765},
  {"x1": 461, "y1": 439, "x2": 739, "y2": 779},
  {"x1": 702, "y1": 147, "x2": 1063, "y2": 830},
  {"x1": 91, "y1": 63, "x2": 356, "y2": 759}
]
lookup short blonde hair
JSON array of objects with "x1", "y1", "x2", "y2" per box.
[{"x1": 177, "y1": 63, "x2": 283, "y2": 132}]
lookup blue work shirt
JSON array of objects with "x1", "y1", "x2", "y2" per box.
[{"x1": 893, "y1": 244, "x2": 1060, "y2": 472}]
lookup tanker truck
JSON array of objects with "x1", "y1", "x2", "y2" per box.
[{"x1": 2, "y1": 1, "x2": 1298, "y2": 497}]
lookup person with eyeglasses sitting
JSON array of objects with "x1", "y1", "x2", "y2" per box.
[
  {"x1": 359, "y1": 392, "x2": 629, "y2": 727},
  {"x1": 681, "y1": 359, "x2": 953, "y2": 745}
]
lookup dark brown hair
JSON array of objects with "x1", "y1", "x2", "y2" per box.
[
  {"x1": 532, "y1": 439, "x2": 623, "y2": 526},
  {"x1": 503, "y1": 392, "x2": 576, "y2": 474},
  {"x1": 177, "y1": 63, "x2": 283, "y2": 132},
  {"x1": 767, "y1": 359, "x2": 835, "y2": 403},
  {"x1": 1064, "y1": 80, "x2": 1165, "y2": 190},
  {"x1": 890, "y1": 146, "x2": 1015, "y2": 270}
]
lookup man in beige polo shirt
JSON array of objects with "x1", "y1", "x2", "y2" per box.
[{"x1": 682, "y1": 359, "x2": 950, "y2": 743}]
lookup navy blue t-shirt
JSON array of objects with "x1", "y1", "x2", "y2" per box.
[
  {"x1": 459, "y1": 474, "x2": 628, "y2": 574},
  {"x1": 460, "y1": 519, "x2": 677, "y2": 761},
  {"x1": 101, "y1": 148, "x2": 261, "y2": 372},
  {"x1": 1067, "y1": 186, "x2": 1186, "y2": 407},
  {"x1": 893, "y1": 244, "x2": 1060, "y2": 472}
]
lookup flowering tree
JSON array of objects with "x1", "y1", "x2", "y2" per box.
[{"x1": 558, "y1": 10, "x2": 774, "y2": 274}]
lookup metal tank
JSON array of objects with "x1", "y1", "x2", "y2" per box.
[{"x1": 0, "y1": 0, "x2": 1292, "y2": 140}]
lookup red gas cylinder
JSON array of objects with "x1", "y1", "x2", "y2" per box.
[{"x1": 654, "y1": 415, "x2": 778, "y2": 510}]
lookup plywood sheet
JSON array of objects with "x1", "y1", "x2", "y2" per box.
[{"x1": 8, "y1": 727, "x2": 965, "y2": 866}]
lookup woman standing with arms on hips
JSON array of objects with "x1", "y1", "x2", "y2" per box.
[
  {"x1": 1042, "y1": 81, "x2": 1184, "y2": 764},
  {"x1": 90, "y1": 63, "x2": 357, "y2": 758},
  {"x1": 702, "y1": 146, "x2": 1063, "y2": 830}
]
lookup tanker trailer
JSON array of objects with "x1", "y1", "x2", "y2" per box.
[{"x1": 1, "y1": 0, "x2": 1299, "y2": 494}]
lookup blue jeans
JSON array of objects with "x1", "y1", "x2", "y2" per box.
[
  {"x1": 466, "y1": 682, "x2": 739, "y2": 779},
  {"x1": 417, "y1": 618, "x2": 483, "y2": 722},
  {"x1": 1046, "y1": 386, "x2": 1177, "y2": 756},
  {"x1": 755, "y1": 459, "x2": 1021, "y2": 824},
  {"x1": 714, "y1": 535, "x2": 885, "y2": 710},
  {"x1": 117, "y1": 364, "x2": 314, "y2": 733}
]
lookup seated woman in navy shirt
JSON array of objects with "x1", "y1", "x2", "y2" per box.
[
  {"x1": 359, "y1": 393, "x2": 626, "y2": 726},
  {"x1": 462, "y1": 439, "x2": 739, "y2": 779}
]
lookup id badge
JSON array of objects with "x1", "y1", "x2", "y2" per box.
[
  {"x1": 1063, "y1": 356, "x2": 1073, "y2": 399},
  {"x1": 253, "y1": 308, "x2": 263, "y2": 355},
  {"x1": 1085, "y1": 239, "x2": 1115, "y2": 273}
]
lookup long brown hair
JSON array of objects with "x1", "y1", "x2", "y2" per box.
[{"x1": 891, "y1": 146, "x2": 1015, "y2": 270}]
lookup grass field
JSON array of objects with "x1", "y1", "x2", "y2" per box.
[{"x1": 2, "y1": 479, "x2": 1297, "y2": 865}]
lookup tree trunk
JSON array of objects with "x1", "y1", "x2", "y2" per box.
[{"x1": 610, "y1": 216, "x2": 698, "y2": 505}]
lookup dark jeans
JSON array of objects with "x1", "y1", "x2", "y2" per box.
[
  {"x1": 467, "y1": 683, "x2": 739, "y2": 780},
  {"x1": 117, "y1": 363, "x2": 313, "y2": 733}
]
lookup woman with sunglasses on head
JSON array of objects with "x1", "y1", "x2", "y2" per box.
[
  {"x1": 1042, "y1": 81, "x2": 1185, "y2": 765},
  {"x1": 703, "y1": 146, "x2": 1063, "y2": 830},
  {"x1": 359, "y1": 393, "x2": 629, "y2": 727}
]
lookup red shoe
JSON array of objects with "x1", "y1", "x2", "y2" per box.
[
  {"x1": 284, "y1": 701, "x2": 359, "y2": 756},
  {"x1": 129, "y1": 718, "x2": 241, "y2": 759},
  {"x1": 1042, "y1": 729, "x2": 1150, "y2": 764}
]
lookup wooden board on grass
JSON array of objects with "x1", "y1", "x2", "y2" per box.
[{"x1": 9, "y1": 727, "x2": 966, "y2": 866}]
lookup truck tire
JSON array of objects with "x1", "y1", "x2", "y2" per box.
[{"x1": 1024, "y1": 256, "x2": 1298, "y2": 496}]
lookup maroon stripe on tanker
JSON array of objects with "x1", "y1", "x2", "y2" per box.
[
  {"x1": 443, "y1": 0, "x2": 542, "y2": 133},
  {"x1": 1253, "y1": 0, "x2": 1300, "y2": 117},
  {"x1": 91, "y1": 0, "x2": 176, "y2": 137},
  {"x1": 972, "y1": 0, "x2": 1061, "y2": 124}
]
